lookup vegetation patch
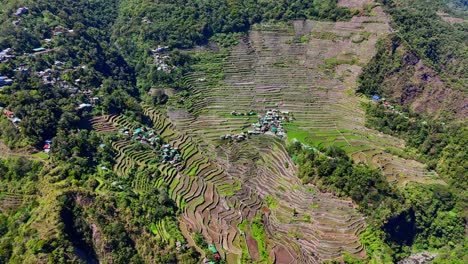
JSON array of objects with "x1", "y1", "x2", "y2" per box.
[
  {"x1": 250, "y1": 214, "x2": 269, "y2": 261},
  {"x1": 264, "y1": 195, "x2": 279, "y2": 210},
  {"x1": 323, "y1": 57, "x2": 359, "y2": 69},
  {"x1": 311, "y1": 31, "x2": 343, "y2": 41}
]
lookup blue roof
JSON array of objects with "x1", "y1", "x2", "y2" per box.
[{"x1": 372, "y1": 95, "x2": 380, "y2": 100}]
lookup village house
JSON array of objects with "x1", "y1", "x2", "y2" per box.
[
  {"x1": 0, "y1": 48, "x2": 15, "y2": 61},
  {"x1": 0, "y1": 76, "x2": 13, "y2": 87},
  {"x1": 0, "y1": 76, "x2": 12, "y2": 86},
  {"x1": 52, "y1": 26, "x2": 69, "y2": 36},
  {"x1": 81, "y1": 89, "x2": 93, "y2": 96},
  {"x1": 90, "y1": 97, "x2": 100, "y2": 104},
  {"x1": 32, "y1": 47, "x2": 46, "y2": 53},
  {"x1": 54, "y1": 60, "x2": 64, "y2": 67},
  {"x1": 4, "y1": 110, "x2": 14, "y2": 118},
  {"x1": 219, "y1": 133, "x2": 246, "y2": 142},
  {"x1": 43, "y1": 143, "x2": 51, "y2": 154},
  {"x1": 14, "y1": 66, "x2": 29, "y2": 74},
  {"x1": 151, "y1": 45, "x2": 169, "y2": 54},
  {"x1": 142, "y1": 17, "x2": 152, "y2": 24},
  {"x1": 77, "y1": 103, "x2": 92, "y2": 110},
  {"x1": 15, "y1": 7, "x2": 29, "y2": 16}
]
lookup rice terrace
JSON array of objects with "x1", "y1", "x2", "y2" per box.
[
  {"x1": 88, "y1": 0, "x2": 445, "y2": 262},
  {"x1": 0, "y1": 0, "x2": 466, "y2": 263}
]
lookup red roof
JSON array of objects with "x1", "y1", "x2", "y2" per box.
[
  {"x1": 4, "y1": 110, "x2": 13, "y2": 116},
  {"x1": 43, "y1": 144, "x2": 50, "y2": 149}
]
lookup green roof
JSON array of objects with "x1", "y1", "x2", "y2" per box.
[{"x1": 208, "y1": 244, "x2": 218, "y2": 253}]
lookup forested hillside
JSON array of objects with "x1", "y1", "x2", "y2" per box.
[{"x1": 0, "y1": 0, "x2": 466, "y2": 263}]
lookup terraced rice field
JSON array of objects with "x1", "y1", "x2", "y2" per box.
[
  {"x1": 216, "y1": 137, "x2": 366, "y2": 262},
  {"x1": 147, "y1": 107, "x2": 367, "y2": 263},
  {"x1": 89, "y1": 1, "x2": 444, "y2": 262},
  {"x1": 170, "y1": 2, "x2": 444, "y2": 188},
  {"x1": 90, "y1": 106, "x2": 365, "y2": 263},
  {"x1": 0, "y1": 192, "x2": 26, "y2": 212}
]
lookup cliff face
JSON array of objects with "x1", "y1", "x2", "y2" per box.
[
  {"x1": 386, "y1": 47, "x2": 467, "y2": 121},
  {"x1": 359, "y1": 35, "x2": 467, "y2": 122}
]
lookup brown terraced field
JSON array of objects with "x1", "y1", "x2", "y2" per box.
[
  {"x1": 92, "y1": 108, "x2": 365, "y2": 263},
  {"x1": 89, "y1": 0, "x2": 446, "y2": 263}
]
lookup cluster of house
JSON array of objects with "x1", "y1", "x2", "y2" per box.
[
  {"x1": 34, "y1": 64, "x2": 100, "y2": 110},
  {"x1": 231, "y1": 110, "x2": 256, "y2": 116},
  {"x1": 37, "y1": 65, "x2": 61, "y2": 85},
  {"x1": 161, "y1": 143, "x2": 183, "y2": 169},
  {"x1": 248, "y1": 109, "x2": 292, "y2": 138},
  {"x1": 1, "y1": 20, "x2": 97, "y2": 96},
  {"x1": 43, "y1": 139, "x2": 52, "y2": 154},
  {"x1": 119, "y1": 126, "x2": 183, "y2": 169},
  {"x1": 372, "y1": 95, "x2": 392, "y2": 106},
  {"x1": 2, "y1": 109, "x2": 21, "y2": 126},
  {"x1": 202, "y1": 244, "x2": 221, "y2": 264},
  {"x1": 12, "y1": 7, "x2": 28, "y2": 26},
  {"x1": 372, "y1": 95, "x2": 412, "y2": 121},
  {"x1": 151, "y1": 45, "x2": 172, "y2": 73},
  {"x1": 219, "y1": 132, "x2": 246, "y2": 142},
  {"x1": 371, "y1": 95, "x2": 439, "y2": 126}
]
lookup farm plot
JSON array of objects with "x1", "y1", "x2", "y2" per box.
[
  {"x1": 0, "y1": 192, "x2": 25, "y2": 212},
  {"x1": 91, "y1": 110, "x2": 249, "y2": 259},
  {"x1": 215, "y1": 137, "x2": 366, "y2": 263},
  {"x1": 143, "y1": 106, "x2": 365, "y2": 262},
  {"x1": 144, "y1": 106, "x2": 258, "y2": 258}
]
